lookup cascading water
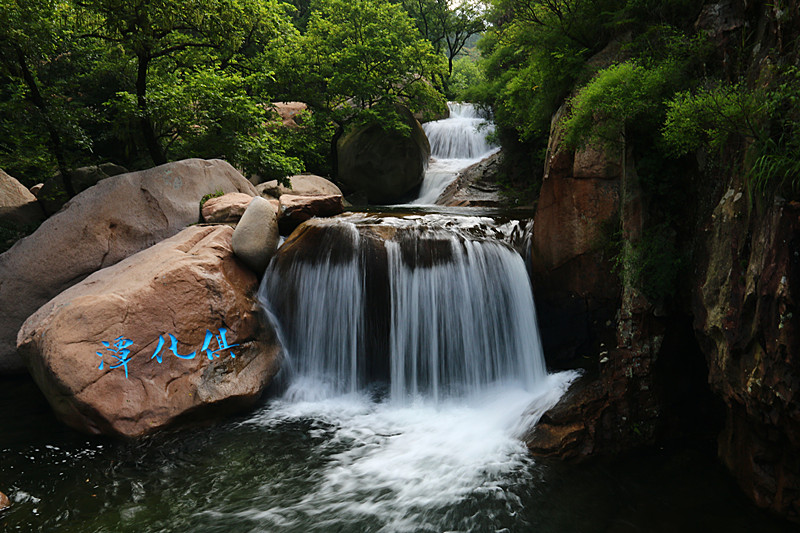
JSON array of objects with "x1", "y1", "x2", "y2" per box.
[
  {"x1": 251, "y1": 214, "x2": 578, "y2": 531},
  {"x1": 412, "y1": 102, "x2": 499, "y2": 205},
  {"x1": 259, "y1": 214, "x2": 548, "y2": 402}
]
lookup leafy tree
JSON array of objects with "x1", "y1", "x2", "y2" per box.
[
  {"x1": 77, "y1": 0, "x2": 303, "y2": 179},
  {"x1": 401, "y1": 0, "x2": 486, "y2": 79},
  {"x1": 449, "y1": 56, "x2": 485, "y2": 100},
  {"x1": 0, "y1": 0, "x2": 86, "y2": 192},
  {"x1": 290, "y1": 0, "x2": 448, "y2": 131}
]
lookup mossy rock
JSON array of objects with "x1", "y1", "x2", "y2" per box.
[{"x1": 336, "y1": 106, "x2": 430, "y2": 204}]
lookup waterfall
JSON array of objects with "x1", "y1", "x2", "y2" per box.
[
  {"x1": 259, "y1": 215, "x2": 547, "y2": 403},
  {"x1": 424, "y1": 102, "x2": 497, "y2": 160},
  {"x1": 412, "y1": 102, "x2": 499, "y2": 205},
  {"x1": 251, "y1": 215, "x2": 577, "y2": 530}
]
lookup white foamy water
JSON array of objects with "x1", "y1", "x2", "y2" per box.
[
  {"x1": 235, "y1": 371, "x2": 577, "y2": 532},
  {"x1": 249, "y1": 213, "x2": 577, "y2": 530},
  {"x1": 412, "y1": 102, "x2": 499, "y2": 205}
]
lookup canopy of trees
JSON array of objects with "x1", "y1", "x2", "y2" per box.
[{"x1": 0, "y1": 0, "x2": 465, "y2": 190}]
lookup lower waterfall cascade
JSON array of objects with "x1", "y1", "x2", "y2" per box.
[
  {"x1": 250, "y1": 213, "x2": 578, "y2": 530},
  {"x1": 258, "y1": 214, "x2": 553, "y2": 403}
]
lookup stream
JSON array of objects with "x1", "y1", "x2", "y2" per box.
[{"x1": 1, "y1": 104, "x2": 796, "y2": 533}]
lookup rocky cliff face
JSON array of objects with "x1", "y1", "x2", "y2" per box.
[
  {"x1": 528, "y1": 102, "x2": 666, "y2": 458},
  {"x1": 695, "y1": 185, "x2": 800, "y2": 520},
  {"x1": 527, "y1": 0, "x2": 800, "y2": 523}
]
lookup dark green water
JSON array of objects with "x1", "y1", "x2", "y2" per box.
[{"x1": 0, "y1": 376, "x2": 795, "y2": 533}]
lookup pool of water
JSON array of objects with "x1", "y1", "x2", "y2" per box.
[{"x1": 0, "y1": 376, "x2": 794, "y2": 533}]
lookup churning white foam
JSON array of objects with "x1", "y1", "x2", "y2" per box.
[{"x1": 238, "y1": 371, "x2": 577, "y2": 532}]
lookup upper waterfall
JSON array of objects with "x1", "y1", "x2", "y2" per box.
[
  {"x1": 412, "y1": 103, "x2": 499, "y2": 204},
  {"x1": 423, "y1": 102, "x2": 498, "y2": 160}
]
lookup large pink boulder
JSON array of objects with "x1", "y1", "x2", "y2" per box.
[
  {"x1": 0, "y1": 159, "x2": 256, "y2": 373},
  {"x1": 17, "y1": 225, "x2": 280, "y2": 438}
]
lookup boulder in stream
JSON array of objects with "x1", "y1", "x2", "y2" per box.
[
  {"x1": 17, "y1": 225, "x2": 281, "y2": 438},
  {"x1": 232, "y1": 196, "x2": 280, "y2": 274},
  {"x1": 336, "y1": 106, "x2": 430, "y2": 204}
]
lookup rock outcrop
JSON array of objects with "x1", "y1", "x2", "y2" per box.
[
  {"x1": 17, "y1": 225, "x2": 280, "y2": 438},
  {"x1": 531, "y1": 103, "x2": 622, "y2": 368},
  {"x1": 272, "y1": 101, "x2": 307, "y2": 129},
  {"x1": 257, "y1": 174, "x2": 343, "y2": 199},
  {"x1": 526, "y1": 2, "x2": 800, "y2": 525},
  {"x1": 201, "y1": 192, "x2": 254, "y2": 224},
  {"x1": 0, "y1": 170, "x2": 44, "y2": 225},
  {"x1": 0, "y1": 159, "x2": 256, "y2": 374},
  {"x1": 336, "y1": 106, "x2": 430, "y2": 204}
]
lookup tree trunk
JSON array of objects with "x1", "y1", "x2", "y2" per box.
[
  {"x1": 15, "y1": 47, "x2": 76, "y2": 197},
  {"x1": 136, "y1": 53, "x2": 167, "y2": 166}
]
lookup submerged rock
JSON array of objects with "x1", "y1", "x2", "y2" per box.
[
  {"x1": 17, "y1": 225, "x2": 280, "y2": 438},
  {"x1": 336, "y1": 106, "x2": 430, "y2": 204},
  {"x1": 435, "y1": 151, "x2": 504, "y2": 207},
  {"x1": 0, "y1": 159, "x2": 256, "y2": 374}
]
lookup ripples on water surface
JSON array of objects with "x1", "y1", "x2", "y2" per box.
[{"x1": 1, "y1": 376, "x2": 797, "y2": 533}]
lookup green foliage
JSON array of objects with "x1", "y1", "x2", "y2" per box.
[
  {"x1": 563, "y1": 61, "x2": 677, "y2": 149},
  {"x1": 613, "y1": 223, "x2": 685, "y2": 303},
  {"x1": 0, "y1": 220, "x2": 41, "y2": 254},
  {"x1": 272, "y1": 108, "x2": 337, "y2": 176},
  {"x1": 400, "y1": 0, "x2": 486, "y2": 81},
  {"x1": 200, "y1": 189, "x2": 225, "y2": 209},
  {"x1": 111, "y1": 68, "x2": 302, "y2": 181},
  {"x1": 749, "y1": 133, "x2": 800, "y2": 198},
  {"x1": 290, "y1": 0, "x2": 447, "y2": 132},
  {"x1": 663, "y1": 67, "x2": 800, "y2": 201},
  {"x1": 563, "y1": 27, "x2": 709, "y2": 150},
  {"x1": 662, "y1": 83, "x2": 768, "y2": 155},
  {"x1": 449, "y1": 56, "x2": 485, "y2": 101},
  {"x1": 0, "y1": 0, "x2": 95, "y2": 186}
]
